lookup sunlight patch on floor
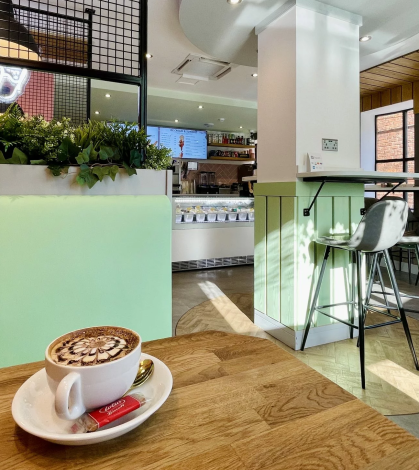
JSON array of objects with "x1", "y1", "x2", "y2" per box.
[{"x1": 367, "y1": 359, "x2": 419, "y2": 403}]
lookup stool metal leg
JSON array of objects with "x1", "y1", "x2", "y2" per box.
[
  {"x1": 350, "y1": 251, "x2": 356, "y2": 339},
  {"x1": 408, "y1": 249, "x2": 412, "y2": 284},
  {"x1": 376, "y1": 253, "x2": 392, "y2": 316},
  {"x1": 356, "y1": 251, "x2": 366, "y2": 389},
  {"x1": 383, "y1": 249, "x2": 419, "y2": 371},
  {"x1": 357, "y1": 253, "x2": 378, "y2": 348},
  {"x1": 301, "y1": 246, "x2": 331, "y2": 351}
]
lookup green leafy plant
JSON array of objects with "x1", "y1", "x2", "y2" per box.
[{"x1": 0, "y1": 104, "x2": 172, "y2": 189}]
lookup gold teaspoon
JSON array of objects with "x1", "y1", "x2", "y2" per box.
[{"x1": 123, "y1": 359, "x2": 154, "y2": 396}]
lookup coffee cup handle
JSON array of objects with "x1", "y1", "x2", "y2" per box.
[{"x1": 55, "y1": 372, "x2": 85, "y2": 420}]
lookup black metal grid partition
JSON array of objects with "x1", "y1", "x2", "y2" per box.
[{"x1": 0, "y1": 0, "x2": 147, "y2": 126}]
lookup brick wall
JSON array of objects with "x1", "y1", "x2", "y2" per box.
[{"x1": 182, "y1": 163, "x2": 239, "y2": 186}]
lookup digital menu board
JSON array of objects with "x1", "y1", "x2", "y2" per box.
[
  {"x1": 159, "y1": 127, "x2": 207, "y2": 160},
  {"x1": 146, "y1": 126, "x2": 159, "y2": 147}
]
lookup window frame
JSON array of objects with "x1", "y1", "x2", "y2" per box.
[{"x1": 375, "y1": 108, "x2": 414, "y2": 206}]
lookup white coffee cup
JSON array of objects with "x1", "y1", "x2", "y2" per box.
[{"x1": 45, "y1": 326, "x2": 141, "y2": 421}]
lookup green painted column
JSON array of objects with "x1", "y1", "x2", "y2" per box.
[{"x1": 254, "y1": 182, "x2": 364, "y2": 348}]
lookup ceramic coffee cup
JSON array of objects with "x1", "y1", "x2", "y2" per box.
[{"x1": 45, "y1": 326, "x2": 141, "y2": 420}]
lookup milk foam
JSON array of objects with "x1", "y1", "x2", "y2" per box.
[{"x1": 51, "y1": 334, "x2": 134, "y2": 366}]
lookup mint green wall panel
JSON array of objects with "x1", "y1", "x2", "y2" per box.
[
  {"x1": 254, "y1": 196, "x2": 267, "y2": 314},
  {"x1": 295, "y1": 197, "x2": 315, "y2": 329},
  {"x1": 280, "y1": 197, "x2": 297, "y2": 328},
  {"x1": 0, "y1": 196, "x2": 172, "y2": 367},
  {"x1": 267, "y1": 197, "x2": 281, "y2": 321}
]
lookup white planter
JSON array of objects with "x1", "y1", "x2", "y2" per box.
[
  {"x1": 227, "y1": 212, "x2": 238, "y2": 221},
  {"x1": 0, "y1": 165, "x2": 172, "y2": 196},
  {"x1": 195, "y1": 213, "x2": 206, "y2": 223}
]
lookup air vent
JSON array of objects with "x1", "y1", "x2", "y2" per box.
[
  {"x1": 176, "y1": 76, "x2": 199, "y2": 86},
  {"x1": 172, "y1": 54, "x2": 235, "y2": 82},
  {"x1": 172, "y1": 255, "x2": 254, "y2": 272}
]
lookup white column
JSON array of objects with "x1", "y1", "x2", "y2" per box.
[{"x1": 256, "y1": 0, "x2": 362, "y2": 183}]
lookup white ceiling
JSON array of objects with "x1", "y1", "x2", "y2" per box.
[
  {"x1": 90, "y1": 81, "x2": 257, "y2": 132},
  {"x1": 179, "y1": 0, "x2": 419, "y2": 69},
  {"x1": 92, "y1": 0, "x2": 419, "y2": 129},
  {"x1": 147, "y1": 0, "x2": 258, "y2": 102}
]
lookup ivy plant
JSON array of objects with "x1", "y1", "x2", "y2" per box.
[{"x1": 0, "y1": 104, "x2": 173, "y2": 189}]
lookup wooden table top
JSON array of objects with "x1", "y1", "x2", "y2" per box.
[{"x1": 2, "y1": 331, "x2": 419, "y2": 469}]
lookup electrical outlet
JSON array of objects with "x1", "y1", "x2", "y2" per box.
[{"x1": 322, "y1": 139, "x2": 338, "y2": 151}]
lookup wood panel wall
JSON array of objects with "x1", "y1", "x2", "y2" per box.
[{"x1": 360, "y1": 82, "x2": 419, "y2": 113}]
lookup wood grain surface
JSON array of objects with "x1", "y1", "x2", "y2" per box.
[{"x1": 1, "y1": 331, "x2": 419, "y2": 469}]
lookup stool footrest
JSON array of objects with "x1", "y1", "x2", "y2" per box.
[
  {"x1": 315, "y1": 308, "x2": 358, "y2": 329},
  {"x1": 317, "y1": 301, "x2": 355, "y2": 309},
  {"x1": 364, "y1": 319, "x2": 401, "y2": 329},
  {"x1": 366, "y1": 305, "x2": 399, "y2": 317}
]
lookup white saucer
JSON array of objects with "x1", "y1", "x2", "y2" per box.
[{"x1": 12, "y1": 353, "x2": 173, "y2": 446}]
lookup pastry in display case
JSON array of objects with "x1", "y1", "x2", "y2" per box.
[{"x1": 173, "y1": 196, "x2": 254, "y2": 226}]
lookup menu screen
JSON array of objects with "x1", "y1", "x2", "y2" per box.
[
  {"x1": 159, "y1": 127, "x2": 207, "y2": 160},
  {"x1": 147, "y1": 126, "x2": 159, "y2": 147}
]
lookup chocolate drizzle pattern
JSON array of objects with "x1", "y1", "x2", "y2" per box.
[{"x1": 51, "y1": 335, "x2": 133, "y2": 366}]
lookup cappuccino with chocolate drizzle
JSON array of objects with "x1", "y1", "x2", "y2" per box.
[{"x1": 49, "y1": 327, "x2": 139, "y2": 367}]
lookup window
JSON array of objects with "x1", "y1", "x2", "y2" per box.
[{"x1": 375, "y1": 109, "x2": 415, "y2": 208}]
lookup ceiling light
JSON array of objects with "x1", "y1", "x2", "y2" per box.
[
  {"x1": 95, "y1": 111, "x2": 100, "y2": 115},
  {"x1": 251, "y1": 73, "x2": 258, "y2": 77},
  {"x1": 359, "y1": 36, "x2": 372, "y2": 42},
  {"x1": 105, "y1": 93, "x2": 111, "y2": 98},
  {"x1": 240, "y1": 126, "x2": 243, "y2": 129},
  {"x1": 175, "y1": 119, "x2": 179, "y2": 123},
  {"x1": 227, "y1": 0, "x2": 243, "y2": 4},
  {"x1": 198, "y1": 105, "x2": 203, "y2": 109},
  {"x1": 145, "y1": 53, "x2": 153, "y2": 59}
]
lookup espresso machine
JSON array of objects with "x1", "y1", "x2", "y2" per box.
[{"x1": 197, "y1": 172, "x2": 219, "y2": 194}]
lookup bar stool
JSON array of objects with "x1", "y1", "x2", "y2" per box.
[
  {"x1": 301, "y1": 199, "x2": 419, "y2": 389},
  {"x1": 366, "y1": 230, "x2": 419, "y2": 319}
]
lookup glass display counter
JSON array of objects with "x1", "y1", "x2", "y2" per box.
[
  {"x1": 172, "y1": 195, "x2": 254, "y2": 271},
  {"x1": 173, "y1": 195, "x2": 254, "y2": 229}
]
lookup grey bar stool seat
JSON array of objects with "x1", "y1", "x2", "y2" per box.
[{"x1": 301, "y1": 199, "x2": 419, "y2": 389}]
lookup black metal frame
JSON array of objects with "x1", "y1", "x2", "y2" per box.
[
  {"x1": 0, "y1": 0, "x2": 148, "y2": 126},
  {"x1": 375, "y1": 109, "x2": 415, "y2": 204},
  {"x1": 302, "y1": 177, "x2": 406, "y2": 217}
]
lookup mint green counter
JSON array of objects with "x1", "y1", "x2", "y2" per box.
[
  {"x1": 0, "y1": 196, "x2": 172, "y2": 367},
  {"x1": 253, "y1": 182, "x2": 364, "y2": 349}
]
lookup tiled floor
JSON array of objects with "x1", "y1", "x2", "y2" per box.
[{"x1": 172, "y1": 265, "x2": 419, "y2": 438}]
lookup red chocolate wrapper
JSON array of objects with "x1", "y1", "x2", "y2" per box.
[{"x1": 71, "y1": 393, "x2": 148, "y2": 433}]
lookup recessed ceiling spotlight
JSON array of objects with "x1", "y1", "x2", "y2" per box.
[
  {"x1": 359, "y1": 36, "x2": 372, "y2": 42},
  {"x1": 105, "y1": 93, "x2": 111, "y2": 98},
  {"x1": 95, "y1": 111, "x2": 100, "y2": 115},
  {"x1": 227, "y1": 0, "x2": 243, "y2": 4},
  {"x1": 175, "y1": 119, "x2": 179, "y2": 123},
  {"x1": 239, "y1": 126, "x2": 243, "y2": 129},
  {"x1": 198, "y1": 105, "x2": 203, "y2": 109},
  {"x1": 145, "y1": 53, "x2": 153, "y2": 59},
  {"x1": 251, "y1": 73, "x2": 258, "y2": 77}
]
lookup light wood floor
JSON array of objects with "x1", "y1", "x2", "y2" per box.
[{"x1": 176, "y1": 292, "x2": 419, "y2": 416}]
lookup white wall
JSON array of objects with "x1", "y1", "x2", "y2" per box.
[
  {"x1": 361, "y1": 100, "x2": 414, "y2": 171},
  {"x1": 257, "y1": 7, "x2": 297, "y2": 183},
  {"x1": 257, "y1": 4, "x2": 360, "y2": 182},
  {"x1": 296, "y1": 7, "x2": 360, "y2": 173}
]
